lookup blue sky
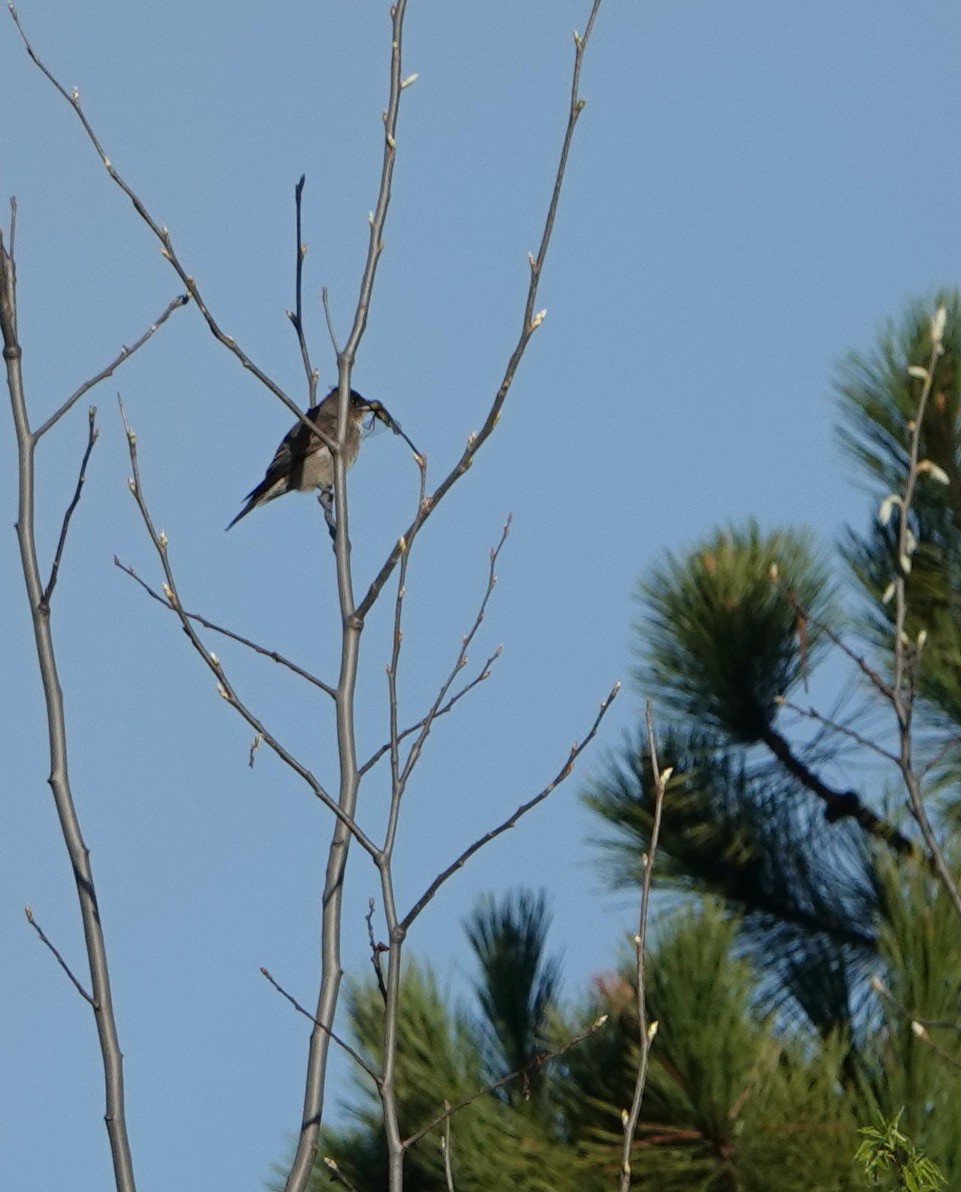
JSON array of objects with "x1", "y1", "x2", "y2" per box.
[{"x1": 3, "y1": 2, "x2": 961, "y2": 1188}]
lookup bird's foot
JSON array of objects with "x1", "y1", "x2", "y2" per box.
[{"x1": 318, "y1": 489, "x2": 338, "y2": 543}]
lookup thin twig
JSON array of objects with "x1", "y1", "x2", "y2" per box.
[
  {"x1": 320, "y1": 1157, "x2": 360, "y2": 1192},
  {"x1": 365, "y1": 898, "x2": 389, "y2": 1004},
  {"x1": 375, "y1": 434, "x2": 431, "y2": 1192},
  {"x1": 114, "y1": 558, "x2": 336, "y2": 696},
  {"x1": 907, "y1": 1022, "x2": 961, "y2": 1072},
  {"x1": 402, "y1": 1012, "x2": 609, "y2": 1150},
  {"x1": 872, "y1": 975, "x2": 961, "y2": 1072},
  {"x1": 381, "y1": 450, "x2": 431, "y2": 872},
  {"x1": 906, "y1": 1016, "x2": 961, "y2": 1037},
  {"x1": 920, "y1": 733, "x2": 961, "y2": 781},
  {"x1": 441, "y1": 1104, "x2": 455, "y2": 1192},
  {"x1": 356, "y1": 0, "x2": 604, "y2": 622},
  {"x1": 769, "y1": 584, "x2": 921, "y2": 856},
  {"x1": 24, "y1": 905, "x2": 94, "y2": 1004},
  {"x1": 778, "y1": 581, "x2": 891, "y2": 699},
  {"x1": 383, "y1": 448, "x2": 430, "y2": 861},
  {"x1": 34, "y1": 293, "x2": 187, "y2": 438},
  {"x1": 775, "y1": 696, "x2": 900, "y2": 765},
  {"x1": 42, "y1": 405, "x2": 99, "y2": 607},
  {"x1": 888, "y1": 315, "x2": 961, "y2": 922},
  {"x1": 321, "y1": 287, "x2": 341, "y2": 356},
  {"x1": 249, "y1": 733, "x2": 263, "y2": 768},
  {"x1": 286, "y1": 174, "x2": 317, "y2": 404},
  {"x1": 399, "y1": 519, "x2": 509, "y2": 792},
  {"x1": 618, "y1": 702, "x2": 667, "y2": 1192},
  {"x1": 358, "y1": 647, "x2": 501, "y2": 778},
  {"x1": 401, "y1": 681, "x2": 620, "y2": 932},
  {"x1": 260, "y1": 968, "x2": 381, "y2": 1085}
]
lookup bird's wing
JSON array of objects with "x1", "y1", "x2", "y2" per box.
[{"x1": 254, "y1": 407, "x2": 327, "y2": 494}]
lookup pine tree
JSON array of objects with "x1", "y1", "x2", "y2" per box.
[
  {"x1": 303, "y1": 293, "x2": 961, "y2": 1190},
  {"x1": 587, "y1": 292, "x2": 961, "y2": 1183}
]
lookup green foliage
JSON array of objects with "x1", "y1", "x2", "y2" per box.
[
  {"x1": 319, "y1": 896, "x2": 584, "y2": 1192},
  {"x1": 837, "y1": 291, "x2": 961, "y2": 724},
  {"x1": 464, "y1": 888, "x2": 562, "y2": 1101},
  {"x1": 854, "y1": 857, "x2": 961, "y2": 1180},
  {"x1": 587, "y1": 291, "x2": 961, "y2": 1189},
  {"x1": 635, "y1": 520, "x2": 836, "y2": 743},
  {"x1": 320, "y1": 898, "x2": 863, "y2": 1192},
  {"x1": 585, "y1": 722, "x2": 881, "y2": 1036},
  {"x1": 856, "y1": 1110, "x2": 946, "y2": 1191},
  {"x1": 564, "y1": 903, "x2": 861, "y2": 1191}
]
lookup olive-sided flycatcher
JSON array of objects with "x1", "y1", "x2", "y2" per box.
[{"x1": 227, "y1": 387, "x2": 376, "y2": 529}]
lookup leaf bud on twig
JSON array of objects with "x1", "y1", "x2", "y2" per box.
[
  {"x1": 931, "y1": 304, "x2": 947, "y2": 346},
  {"x1": 918, "y1": 459, "x2": 950, "y2": 485}
]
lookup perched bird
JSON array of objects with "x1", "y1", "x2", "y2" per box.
[{"x1": 227, "y1": 387, "x2": 377, "y2": 530}]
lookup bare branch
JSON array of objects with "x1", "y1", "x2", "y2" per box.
[
  {"x1": 321, "y1": 287, "x2": 341, "y2": 357},
  {"x1": 354, "y1": 24, "x2": 612, "y2": 1173},
  {"x1": 35, "y1": 293, "x2": 188, "y2": 438},
  {"x1": 370, "y1": 522, "x2": 507, "y2": 1192},
  {"x1": 441, "y1": 1107, "x2": 455, "y2": 1192},
  {"x1": 24, "y1": 905, "x2": 94, "y2": 1005},
  {"x1": 618, "y1": 702, "x2": 667, "y2": 1192},
  {"x1": 759, "y1": 720, "x2": 917, "y2": 857},
  {"x1": 356, "y1": 0, "x2": 604, "y2": 621},
  {"x1": 365, "y1": 898, "x2": 389, "y2": 1005},
  {"x1": 920, "y1": 734, "x2": 961, "y2": 781},
  {"x1": 337, "y1": 4, "x2": 408, "y2": 370},
  {"x1": 768, "y1": 582, "x2": 919, "y2": 856},
  {"x1": 2, "y1": 210, "x2": 137, "y2": 1192},
  {"x1": 382, "y1": 451, "x2": 432, "y2": 859},
  {"x1": 358, "y1": 647, "x2": 501, "y2": 779},
  {"x1": 320, "y1": 1157, "x2": 360, "y2": 1192},
  {"x1": 401, "y1": 681, "x2": 620, "y2": 932},
  {"x1": 399, "y1": 518, "x2": 510, "y2": 792},
  {"x1": 776, "y1": 579, "x2": 891, "y2": 699},
  {"x1": 114, "y1": 558, "x2": 336, "y2": 697},
  {"x1": 260, "y1": 968, "x2": 381, "y2": 1085},
  {"x1": 887, "y1": 320, "x2": 961, "y2": 921},
  {"x1": 249, "y1": 732, "x2": 263, "y2": 768},
  {"x1": 284, "y1": 5, "x2": 416, "y2": 1187},
  {"x1": 286, "y1": 174, "x2": 318, "y2": 404},
  {"x1": 775, "y1": 695, "x2": 899, "y2": 765},
  {"x1": 9, "y1": 7, "x2": 319, "y2": 437},
  {"x1": 117, "y1": 402, "x2": 377, "y2": 857},
  {"x1": 42, "y1": 405, "x2": 99, "y2": 607}
]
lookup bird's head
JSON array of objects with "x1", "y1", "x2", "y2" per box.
[{"x1": 318, "y1": 388, "x2": 399, "y2": 437}]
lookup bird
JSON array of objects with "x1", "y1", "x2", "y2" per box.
[{"x1": 226, "y1": 387, "x2": 378, "y2": 530}]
